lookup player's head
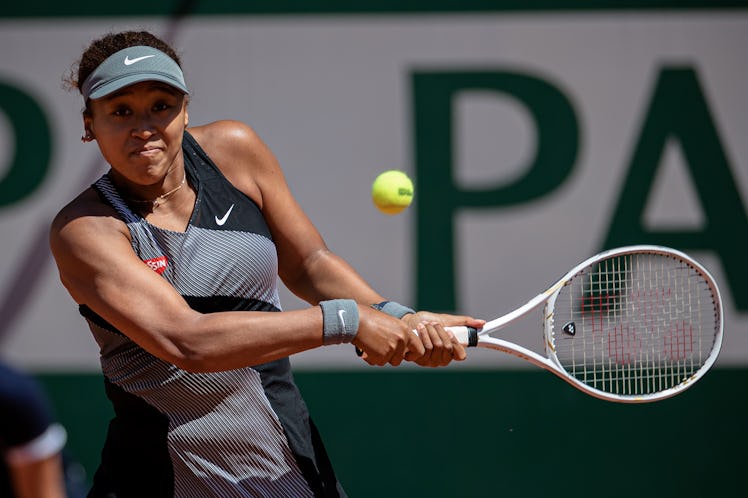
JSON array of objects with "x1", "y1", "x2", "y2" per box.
[{"x1": 67, "y1": 31, "x2": 191, "y2": 172}]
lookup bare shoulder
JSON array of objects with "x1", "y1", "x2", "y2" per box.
[
  {"x1": 187, "y1": 120, "x2": 281, "y2": 206},
  {"x1": 49, "y1": 187, "x2": 128, "y2": 254},
  {"x1": 188, "y1": 120, "x2": 269, "y2": 164}
]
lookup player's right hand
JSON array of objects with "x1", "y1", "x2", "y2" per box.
[{"x1": 352, "y1": 305, "x2": 425, "y2": 366}]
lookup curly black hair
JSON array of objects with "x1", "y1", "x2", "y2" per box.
[{"x1": 65, "y1": 30, "x2": 182, "y2": 96}]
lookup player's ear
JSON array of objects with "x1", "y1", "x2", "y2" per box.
[
  {"x1": 184, "y1": 93, "x2": 190, "y2": 126},
  {"x1": 81, "y1": 114, "x2": 94, "y2": 143}
]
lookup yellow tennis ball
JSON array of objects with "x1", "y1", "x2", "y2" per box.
[{"x1": 371, "y1": 170, "x2": 414, "y2": 215}]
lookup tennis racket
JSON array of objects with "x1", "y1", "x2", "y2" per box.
[{"x1": 447, "y1": 245, "x2": 723, "y2": 403}]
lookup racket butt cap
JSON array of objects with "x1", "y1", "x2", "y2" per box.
[{"x1": 466, "y1": 327, "x2": 479, "y2": 347}]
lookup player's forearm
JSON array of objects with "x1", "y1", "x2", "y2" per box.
[
  {"x1": 159, "y1": 307, "x2": 325, "y2": 372},
  {"x1": 283, "y1": 249, "x2": 385, "y2": 306}
]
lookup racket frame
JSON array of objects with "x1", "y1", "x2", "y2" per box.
[{"x1": 451, "y1": 245, "x2": 723, "y2": 403}]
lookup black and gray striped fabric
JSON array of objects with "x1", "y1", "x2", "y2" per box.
[{"x1": 81, "y1": 132, "x2": 344, "y2": 497}]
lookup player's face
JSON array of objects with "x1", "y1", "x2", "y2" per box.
[{"x1": 85, "y1": 81, "x2": 189, "y2": 188}]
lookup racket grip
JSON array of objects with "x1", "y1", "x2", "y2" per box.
[
  {"x1": 354, "y1": 326, "x2": 479, "y2": 356},
  {"x1": 446, "y1": 326, "x2": 479, "y2": 347}
]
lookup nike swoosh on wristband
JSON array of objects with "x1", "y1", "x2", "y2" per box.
[
  {"x1": 337, "y1": 309, "x2": 347, "y2": 330},
  {"x1": 215, "y1": 204, "x2": 235, "y2": 226},
  {"x1": 124, "y1": 54, "x2": 156, "y2": 65}
]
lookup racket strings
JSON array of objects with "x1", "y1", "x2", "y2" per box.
[{"x1": 552, "y1": 253, "x2": 719, "y2": 396}]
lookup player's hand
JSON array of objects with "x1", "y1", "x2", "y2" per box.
[
  {"x1": 407, "y1": 321, "x2": 466, "y2": 367},
  {"x1": 352, "y1": 306, "x2": 425, "y2": 366},
  {"x1": 401, "y1": 311, "x2": 485, "y2": 367}
]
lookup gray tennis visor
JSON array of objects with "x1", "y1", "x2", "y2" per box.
[{"x1": 82, "y1": 45, "x2": 189, "y2": 101}]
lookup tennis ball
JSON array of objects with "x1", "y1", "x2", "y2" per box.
[{"x1": 371, "y1": 170, "x2": 414, "y2": 215}]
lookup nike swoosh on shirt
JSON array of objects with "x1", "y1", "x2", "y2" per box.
[
  {"x1": 215, "y1": 204, "x2": 235, "y2": 226},
  {"x1": 124, "y1": 55, "x2": 156, "y2": 65}
]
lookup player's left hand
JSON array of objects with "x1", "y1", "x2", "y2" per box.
[{"x1": 401, "y1": 312, "x2": 485, "y2": 367}]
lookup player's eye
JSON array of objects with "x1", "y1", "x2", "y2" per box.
[
  {"x1": 152, "y1": 101, "x2": 172, "y2": 112},
  {"x1": 111, "y1": 106, "x2": 132, "y2": 117}
]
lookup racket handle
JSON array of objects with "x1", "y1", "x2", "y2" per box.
[
  {"x1": 354, "y1": 325, "x2": 479, "y2": 356},
  {"x1": 446, "y1": 326, "x2": 479, "y2": 347}
]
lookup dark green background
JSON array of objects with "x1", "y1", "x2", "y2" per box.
[{"x1": 38, "y1": 369, "x2": 746, "y2": 497}]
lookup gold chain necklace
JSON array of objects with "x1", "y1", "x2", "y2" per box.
[{"x1": 124, "y1": 173, "x2": 187, "y2": 209}]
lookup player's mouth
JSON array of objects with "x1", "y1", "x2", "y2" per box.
[{"x1": 133, "y1": 146, "x2": 163, "y2": 158}]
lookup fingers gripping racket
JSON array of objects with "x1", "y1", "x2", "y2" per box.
[{"x1": 447, "y1": 245, "x2": 723, "y2": 403}]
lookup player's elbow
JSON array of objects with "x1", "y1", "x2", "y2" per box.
[
  {"x1": 164, "y1": 347, "x2": 212, "y2": 373},
  {"x1": 165, "y1": 348, "x2": 225, "y2": 373},
  {"x1": 154, "y1": 326, "x2": 222, "y2": 373}
]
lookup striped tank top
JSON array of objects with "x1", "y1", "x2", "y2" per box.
[{"x1": 81, "y1": 131, "x2": 344, "y2": 498}]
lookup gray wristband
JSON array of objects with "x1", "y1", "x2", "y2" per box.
[
  {"x1": 372, "y1": 301, "x2": 415, "y2": 319},
  {"x1": 319, "y1": 299, "x2": 360, "y2": 345}
]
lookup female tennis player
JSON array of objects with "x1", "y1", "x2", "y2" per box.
[{"x1": 50, "y1": 30, "x2": 484, "y2": 497}]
